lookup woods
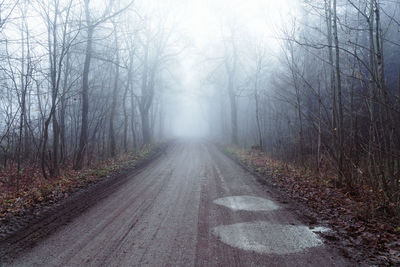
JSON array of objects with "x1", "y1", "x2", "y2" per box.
[
  {"x1": 0, "y1": 0, "x2": 400, "y2": 264},
  {"x1": 205, "y1": 0, "x2": 400, "y2": 212},
  {"x1": 0, "y1": 0, "x2": 173, "y2": 183},
  {"x1": 1, "y1": 0, "x2": 400, "y2": 219}
]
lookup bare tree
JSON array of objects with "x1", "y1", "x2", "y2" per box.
[{"x1": 74, "y1": 0, "x2": 133, "y2": 169}]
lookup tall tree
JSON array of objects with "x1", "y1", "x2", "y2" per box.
[
  {"x1": 223, "y1": 28, "x2": 239, "y2": 145},
  {"x1": 74, "y1": 0, "x2": 133, "y2": 169}
]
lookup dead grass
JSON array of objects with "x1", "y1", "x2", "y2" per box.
[{"x1": 0, "y1": 144, "x2": 156, "y2": 218}]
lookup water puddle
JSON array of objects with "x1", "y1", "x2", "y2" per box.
[
  {"x1": 310, "y1": 226, "x2": 331, "y2": 233},
  {"x1": 212, "y1": 221, "x2": 324, "y2": 254},
  {"x1": 213, "y1": 195, "x2": 279, "y2": 211}
]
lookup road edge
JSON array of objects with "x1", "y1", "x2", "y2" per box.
[
  {"x1": 0, "y1": 143, "x2": 169, "y2": 264},
  {"x1": 216, "y1": 144, "x2": 368, "y2": 265}
]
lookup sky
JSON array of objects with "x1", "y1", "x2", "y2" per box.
[
  {"x1": 2, "y1": 0, "x2": 296, "y2": 138},
  {"x1": 143, "y1": 0, "x2": 296, "y2": 138}
]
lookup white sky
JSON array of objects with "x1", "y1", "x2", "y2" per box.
[
  {"x1": 2, "y1": 0, "x2": 297, "y2": 138},
  {"x1": 152, "y1": 0, "x2": 296, "y2": 138}
]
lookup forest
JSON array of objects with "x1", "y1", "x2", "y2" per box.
[
  {"x1": 203, "y1": 0, "x2": 400, "y2": 208},
  {"x1": 0, "y1": 0, "x2": 399, "y2": 239},
  {"x1": 0, "y1": 0, "x2": 400, "y2": 264}
]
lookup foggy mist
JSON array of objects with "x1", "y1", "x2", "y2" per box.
[
  {"x1": 1, "y1": 0, "x2": 400, "y2": 264},
  {"x1": 161, "y1": 0, "x2": 296, "y2": 138},
  {"x1": 1, "y1": 0, "x2": 400, "y2": 176}
]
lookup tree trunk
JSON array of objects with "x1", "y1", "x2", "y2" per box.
[
  {"x1": 325, "y1": 0, "x2": 337, "y2": 169},
  {"x1": 254, "y1": 76, "x2": 262, "y2": 148},
  {"x1": 122, "y1": 82, "x2": 129, "y2": 153},
  {"x1": 333, "y1": 0, "x2": 344, "y2": 184},
  {"x1": 139, "y1": 37, "x2": 155, "y2": 146},
  {"x1": 228, "y1": 85, "x2": 238, "y2": 145},
  {"x1": 141, "y1": 109, "x2": 151, "y2": 145},
  {"x1": 130, "y1": 88, "x2": 137, "y2": 151},
  {"x1": 59, "y1": 34, "x2": 71, "y2": 164},
  {"x1": 74, "y1": 23, "x2": 93, "y2": 169},
  {"x1": 109, "y1": 28, "x2": 119, "y2": 157}
]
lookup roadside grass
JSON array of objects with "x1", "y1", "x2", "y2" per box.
[
  {"x1": 0, "y1": 144, "x2": 158, "y2": 219},
  {"x1": 224, "y1": 145, "x2": 400, "y2": 265}
]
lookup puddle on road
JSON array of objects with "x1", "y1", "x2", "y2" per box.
[
  {"x1": 213, "y1": 195, "x2": 279, "y2": 211},
  {"x1": 310, "y1": 226, "x2": 331, "y2": 233},
  {"x1": 212, "y1": 222, "x2": 324, "y2": 255}
]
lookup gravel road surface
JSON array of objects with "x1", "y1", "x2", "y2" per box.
[{"x1": 6, "y1": 140, "x2": 352, "y2": 266}]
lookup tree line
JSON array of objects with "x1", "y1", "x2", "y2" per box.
[
  {"x1": 207, "y1": 0, "x2": 400, "y2": 206},
  {"x1": 0, "y1": 0, "x2": 174, "y2": 181}
]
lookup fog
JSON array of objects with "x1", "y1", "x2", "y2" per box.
[
  {"x1": 0, "y1": 0, "x2": 299, "y2": 145},
  {"x1": 133, "y1": 0, "x2": 297, "y2": 139},
  {"x1": 1, "y1": 2, "x2": 400, "y2": 260},
  {"x1": 1, "y1": 0, "x2": 400, "y2": 195}
]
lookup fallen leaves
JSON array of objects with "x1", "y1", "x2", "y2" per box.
[
  {"x1": 225, "y1": 145, "x2": 400, "y2": 265},
  {"x1": 0, "y1": 145, "x2": 158, "y2": 220}
]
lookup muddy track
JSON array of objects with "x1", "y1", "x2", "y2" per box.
[
  {"x1": 2, "y1": 140, "x2": 358, "y2": 266},
  {"x1": 0, "y1": 145, "x2": 166, "y2": 264}
]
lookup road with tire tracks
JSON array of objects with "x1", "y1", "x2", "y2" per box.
[{"x1": 7, "y1": 140, "x2": 352, "y2": 266}]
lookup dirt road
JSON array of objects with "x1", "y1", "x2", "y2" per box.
[{"x1": 6, "y1": 141, "x2": 352, "y2": 266}]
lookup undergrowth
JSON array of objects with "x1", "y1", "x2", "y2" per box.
[
  {"x1": 0, "y1": 144, "x2": 158, "y2": 218},
  {"x1": 225, "y1": 145, "x2": 400, "y2": 265}
]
